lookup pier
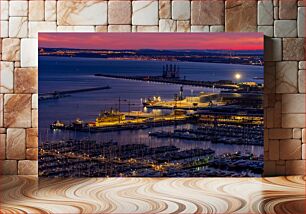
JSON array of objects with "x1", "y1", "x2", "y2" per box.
[
  {"x1": 94, "y1": 74, "x2": 239, "y2": 89},
  {"x1": 51, "y1": 115, "x2": 198, "y2": 133},
  {"x1": 39, "y1": 86, "x2": 111, "y2": 101}
]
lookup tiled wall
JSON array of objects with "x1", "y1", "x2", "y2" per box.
[{"x1": 0, "y1": 0, "x2": 305, "y2": 176}]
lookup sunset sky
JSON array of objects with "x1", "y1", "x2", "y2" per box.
[{"x1": 39, "y1": 33, "x2": 263, "y2": 51}]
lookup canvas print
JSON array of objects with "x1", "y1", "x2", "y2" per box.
[{"x1": 38, "y1": 33, "x2": 264, "y2": 177}]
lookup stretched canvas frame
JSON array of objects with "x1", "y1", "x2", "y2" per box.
[{"x1": 38, "y1": 32, "x2": 264, "y2": 177}]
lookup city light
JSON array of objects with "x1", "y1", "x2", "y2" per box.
[{"x1": 235, "y1": 73, "x2": 241, "y2": 81}]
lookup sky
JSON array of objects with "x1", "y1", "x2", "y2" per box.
[{"x1": 39, "y1": 33, "x2": 263, "y2": 51}]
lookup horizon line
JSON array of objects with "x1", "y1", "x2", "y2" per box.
[{"x1": 38, "y1": 47, "x2": 264, "y2": 51}]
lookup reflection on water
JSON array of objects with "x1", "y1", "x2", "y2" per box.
[{"x1": 41, "y1": 124, "x2": 263, "y2": 156}]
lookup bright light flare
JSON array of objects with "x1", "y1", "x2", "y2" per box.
[{"x1": 235, "y1": 73, "x2": 241, "y2": 80}]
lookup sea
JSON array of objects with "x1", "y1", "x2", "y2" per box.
[{"x1": 39, "y1": 56, "x2": 264, "y2": 156}]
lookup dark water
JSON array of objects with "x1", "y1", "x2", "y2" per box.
[{"x1": 39, "y1": 56, "x2": 264, "y2": 155}]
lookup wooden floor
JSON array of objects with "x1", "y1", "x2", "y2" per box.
[{"x1": 0, "y1": 176, "x2": 305, "y2": 214}]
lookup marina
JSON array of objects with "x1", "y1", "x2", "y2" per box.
[{"x1": 39, "y1": 139, "x2": 263, "y2": 177}]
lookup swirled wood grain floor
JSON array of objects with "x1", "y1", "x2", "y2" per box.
[{"x1": 0, "y1": 176, "x2": 305, "y2": 214}]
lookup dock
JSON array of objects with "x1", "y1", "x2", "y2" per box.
[
  {"x1": 39, "y1": 85, "x2": 111, "y2": 101},
  {"x1": 94, "y1": 74, "x2": 239, "y2": 89}
]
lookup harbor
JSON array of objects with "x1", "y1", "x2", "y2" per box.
[{"x1": 39, "y1": 53, "x2": 264, "y2": 177}]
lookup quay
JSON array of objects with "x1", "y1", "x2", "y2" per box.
[
  {"x1": 39, "y1": 85, "x2": 111, "y2": 101},
  {"x1": 51, "y1": 116, "x2": 198, "y2": 133},
  {"x1": 94, "y1": 74, "x2": 238, "y2": 89}
]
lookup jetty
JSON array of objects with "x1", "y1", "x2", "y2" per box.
[
  {"x1": 94, "y1": 74, "x2": 239, "y2": 89},
  {"x1": 39, "y1": 85, "x2": 111, "y2": 101}
]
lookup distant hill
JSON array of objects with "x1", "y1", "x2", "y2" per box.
[{"x1": 38, "y1": 48, "x2": 263, "y2": 66}]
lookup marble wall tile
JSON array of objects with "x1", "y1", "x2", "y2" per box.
[
  {"x1": 298, "y1": 70, "x2": 305, "y2": 93},
  {"x1": 0, "y1": 21, "x2": 9, "y2": 38},
  {"x1": 177, "y1": 21, "x2": 190, "y2": 32},
  {"x1": 285, "y1": 160, "x2": 305, "y2": 175},
  {"x1": 132, "y1": 1, "x2": 158, "y2": 25},
  {"x1": 172, "y1": 1, "x2": 190, "y2": 21},
  {"x1": 57, "y1": 26, "x2": 95, "y2": 32},
  {"x1": 29, "y1": 21, "x2": 57, "y2": 38},
  {"x1": 14, "y1": 61, "x2": 21, "y2": 68},
  {"x1": 279, "y1": 139, "x2": 302, "y2": 160},
  {"x1": 269, "y1": 140, "x2": 279, "y2": 160},
  {"x1": 258, "y1": 26, "x2": 274, "y2": 37},
  {"x1": 6, "y1": 128, "x2": 26, "y2": 160},
  {"x1": 0, "y1": 160, "x2": 17, "y2": 175},
  {"x1": 95, "y1": 26, "x2": 108, "y2": 32},
  {"x1": 258, "y1": 0, "x2": 274, "y2": 25},
  {"x1": 225, "y1": 0, "x2": 257, "y2": 32},
  {"x1": 108, "y1": 1, "x2": 131, "y2": 24},
  {"x1": 18, "y1": 160, "x2": 38, "y2": 175},
  {"x1": 9, "y1": 1, "x2": 28, "y2": 17},
  {"x1": 191, "y1": 25, "x2": 209, "y2": 32},
  {"x1": 293, "y1": 128, "x2": 302, "y2": 139},
  {"x1": 279, "y1": 0, "x2": 297, "y2": 19},
  {"x1": 298, "y1": 7, "x2": 305, "y2": 37},
  {"x1": 273, "y1": 95, "x2": 282, "y2": 128},
  {"x1": 2, "y1": 38, "x2": 20, "y2": 61},
  {"x1": 4, "y1": 94, "x2": 31, "y2": 128},
  {"x1": 9, "y1": 17, "x2": 28, "y2": 38},
  {"x1": 0, "y1": 61, "x2": 14, "y2": 93},
  {"x1": 274, "y1": 20, "x2": 297, "y2": 37},
  {"x1": 159, "y1": 19, "x2": 176, "y2": 32},
  {"x1": 45, "y1": 0, "x2": 57, "y2": 21},
  {"x1": 264, "y1": 160, "x2": 276, "y2": 175},
  {"x1": 32, "y1": 110, "x2": 38, "y2": 128},
  {"x1": 191, "y1": 0, "x2": 224, "y2": 25},
  {"x1": 264, "y1": 62, "x2": 276, "y2": 93},
  {"x1": 29, "y1": 1, "x2": 45, "y2": 21},
  {"x1": 303, "y1": 129, "x2": 306, "y2": 143},
  {"x1": 298, "y1": 0, "x2": 305, "y2": 6},
  {"x1": 269, "y1": 128, "x2": 293, "y2": 139},
  {"x1": 302, "y1": 144, "x2": 306, "y2": 159},
  {"x1": 57, "y1": 0, "x2": 107, "y2": 25},
  {"x1": 32, "y1": 94, "x2": 38, "y2": 109},
  {"x1": 20, "y1": 38, "x2": 38, "y2": 67},
  {"x1": 0, "y1": 1, "x2": 9, "y2": 21},
  {"x1": 136, "y1": 26, "x2": 159, "y2": 32},
  {"x1": 282, "y1": 94, "x2": 305, "y2": 114},
  {"x1": 298, "y1": 86, "x2": 306, "y2": 109},
  {"x1": 0, "y1": 134, "x2": 5, "y2": 159},
  {"x1": 264, "y1": 38, "x2": 282, "y2": 61},
  {"x1": 274, "y1": 7, "x2": 279, "y2": 20},
  {"x1": 282, "y1": 114, "x2": 305, "y2": 128},
  {"x1": 299, "y1": 61, "x2": 306, "y2": 70},
  {"x1": 26, "y1": 128, "x2": 38, "y2": 148},
  {"x1": 0, "y1": 94, "x2": 3, "y2": 128},
  {"x1": 26, "y1": 148, "x2": 38, "y2": 160},
  {"x1": 283, "y1": 38, "x2": 305, "y2": 61},
  {"x1": 14, "y1": 68, "x2": 38, "y2": 94},
  {"x1": 266, "y1": 108, "x2": 274, "y2": 128},
  {"x1": 275, "y1": 163, "x2": 286, "y2": 175},
  {"x1": 108, "y1": 25, "x2": 131, "y2": 32},
  {"x1": 275, "y1": 61, "x2": 298, "y2": 93},
  {"x1": 159, "y1": 1, "x2": 171, "y2": 19},
  {"x1": 210, "y1": 25, "x2": 225, "y2": 32}
]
